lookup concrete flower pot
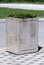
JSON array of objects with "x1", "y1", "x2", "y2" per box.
[{"x1": 6, "y1": 17, "x2": 38, "y2": 54}]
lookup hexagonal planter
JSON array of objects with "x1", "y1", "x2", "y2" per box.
[{"x1": 6, "y1": 14, "x2": 38, "y2": 54}]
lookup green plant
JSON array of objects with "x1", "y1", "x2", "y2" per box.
[{"x1": 8, "y1": 13, "x2": 37, "y2": 18}]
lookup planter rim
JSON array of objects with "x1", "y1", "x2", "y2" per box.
[{"x1": 6, "y1": 17, "x2": 38, "y2": 22}]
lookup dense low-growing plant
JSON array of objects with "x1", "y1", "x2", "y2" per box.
[{"x1": 8, "y1": 13, "x2": 37, "y2": 18}]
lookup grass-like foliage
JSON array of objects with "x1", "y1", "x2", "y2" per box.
[
  {"x1": 8, "y1": 13, "x2": 37, "y2": 18},
  {"x1": 0, "y1": 8, "x2": 44, "y2": 18}
]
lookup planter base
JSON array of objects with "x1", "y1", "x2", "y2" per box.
[{"x1": 7, "y1": 48, "x2": 38, "y2": 54}]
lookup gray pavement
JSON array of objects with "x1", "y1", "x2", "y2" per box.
[
  {"x1": 0, "y1": 3, "x2": 44, "y2": 10},
  {"x1": 0, "y1": 46, "x2": 44, "y2": 65}
]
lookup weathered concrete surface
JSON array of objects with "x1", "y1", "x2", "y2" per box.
[
  {"x1": 6, "y1": 18, "x2": 38, "y2": 54},
  {"x1": 0, "y1": 18, "x2": 44, "y2": 48}
]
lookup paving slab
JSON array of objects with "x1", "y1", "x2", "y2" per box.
[{"x1": 0, "y1": 46, "x2": 44, "y2": 65}]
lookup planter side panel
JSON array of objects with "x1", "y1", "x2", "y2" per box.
[
  {"x1": 19, "y1": 19, "x2": 38, "y2": 53},
  {"x1": 6, "y1": 18, "x2": 20, "y2": 53}
]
